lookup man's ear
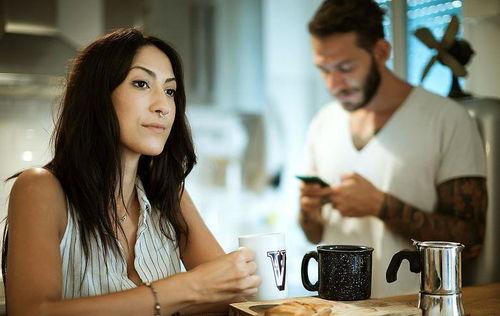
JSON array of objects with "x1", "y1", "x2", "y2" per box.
[{"x1": 373, "y1": 38, "x2": 391, "y2": 64}]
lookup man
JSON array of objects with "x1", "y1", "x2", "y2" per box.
[{"x1": 299, "y1": 0, "x2": 487, "y2": 297}]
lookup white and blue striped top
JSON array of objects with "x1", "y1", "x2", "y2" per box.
[{"x1": 59, "y1": 179, "x2": 181, "y2": 299}]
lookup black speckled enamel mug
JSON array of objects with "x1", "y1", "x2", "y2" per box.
[{"x1": 301, "y1": 245, "x2": 373, "y2": 301}]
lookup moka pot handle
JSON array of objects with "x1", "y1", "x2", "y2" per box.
[{"x1": 386, "y1": 250, "x2": 421, "y2": 283}]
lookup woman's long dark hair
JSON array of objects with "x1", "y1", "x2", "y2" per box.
[{"x1": 2, "y1": 28, "x2": 196, "y2": 280}]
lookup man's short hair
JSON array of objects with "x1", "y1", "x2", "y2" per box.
[{"x1": 308, "y1": 0, "x2": 386, "y2": 51}]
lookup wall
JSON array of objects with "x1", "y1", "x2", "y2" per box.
[{"x1": 0, "y1": 92, "x2": 59, "y2": 219}]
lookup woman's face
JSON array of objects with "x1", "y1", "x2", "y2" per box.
[{"x1": 112, "y1": 45, "x2": 177, "y2": 159}]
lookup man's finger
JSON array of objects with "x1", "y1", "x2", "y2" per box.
[
  {"x1": 301, "y1": 196, "x2": 322, "y2": 208},
  {"x1": 300, "y1": 182, "x2": 322, "y2": 190},
  {"x1": 301, "y1": 186, "x2": 329, "y2": 196},
  {"x1": 330, "y1": 185, "x2": 341, "y2": 195},
  {"x1": 329, "y1": 193, "x2": 341, "y2": 208},
  {"x1": 340, "y1": 172, "x2": 356, "y2": 182}
]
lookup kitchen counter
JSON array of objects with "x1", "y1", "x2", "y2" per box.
[{"x1": 230, "y1": 282, "x2": 500, "y2": 316}]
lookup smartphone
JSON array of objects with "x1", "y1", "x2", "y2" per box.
[{"x1": 295, "y1": 175, "x2": 330, "y2": 187}]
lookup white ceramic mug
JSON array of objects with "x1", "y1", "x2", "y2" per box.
[{"x1": 238, "y1": 232, "x2": 287, "y2": 301}]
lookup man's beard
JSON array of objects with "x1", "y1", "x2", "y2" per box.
[{"x1": 339, "y1": 56, "x2": 381, "y2": 112}]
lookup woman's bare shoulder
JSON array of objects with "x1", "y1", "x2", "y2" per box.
[
  {"x1": 9, "y1": 167, "x2": 67, "y2": 233},
  {"x1": 12, "y1": 167, "x2": 64, "y2": 199}
]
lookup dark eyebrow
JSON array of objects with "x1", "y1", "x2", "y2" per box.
[{"x1": 130, "y1": 66, "x2": 176, "y2": 83}]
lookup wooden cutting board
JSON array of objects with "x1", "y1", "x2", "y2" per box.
[{"x1": 229, "y1": 296, "x2": 422, "y2": 316}]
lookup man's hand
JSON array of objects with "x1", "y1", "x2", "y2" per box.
[
  {"x1": 330, "y1": 173, "x2": 384, "y2": 217},
  {"x1": 299, "y1": 182, "x2": 332, "y2": 243},
  {"x1": 300, "y1": 182, "x2": 332, "y2": 221}
]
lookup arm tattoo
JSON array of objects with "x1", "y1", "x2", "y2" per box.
[{"x1": 379, "y1": 177, "x2": 487, "y2": 259}]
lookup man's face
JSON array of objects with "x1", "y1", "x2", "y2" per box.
[{"x1": 312, "y1": 32, "x2": 382, "y2": 112}]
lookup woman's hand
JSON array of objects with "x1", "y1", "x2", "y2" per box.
[{"x1": 186, "y1": 247, "x2": 261, "y2": 303}]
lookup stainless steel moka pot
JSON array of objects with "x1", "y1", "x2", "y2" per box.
[{"x1": 386, "y1": 240, "x2": 465, "y2": 316}]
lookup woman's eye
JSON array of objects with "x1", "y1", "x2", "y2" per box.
[
  {"x1": 132, "y1": 80, "x2": 150, "y2": 89},
  {"x1": 164, "y1": 89, "x2": 176, "y2": 97}
]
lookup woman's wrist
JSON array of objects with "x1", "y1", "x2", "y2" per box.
[
  {"x1": 154, "y1": 272, "x2": 201, "y2": 313},
  {"x1": 180, "y1": 271, "x2": 204, "y2": 305},
  {"x1": 144, "y1": 282, "x2": 161, "y2": 316}
]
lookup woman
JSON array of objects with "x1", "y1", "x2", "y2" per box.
[{"x1": 2, "y1": 28, "x2": 259, "y2": 315}]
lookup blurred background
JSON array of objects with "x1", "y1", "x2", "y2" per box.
[{"x1": 1, "y1": 0, "x2": 499, "y2": 300}]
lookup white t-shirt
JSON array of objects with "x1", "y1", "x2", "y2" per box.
[{"x1": 304, "y1": 87, "x2": 486, "y2": 297}]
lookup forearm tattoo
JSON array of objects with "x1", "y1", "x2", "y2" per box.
[{"x1": 379, "y1": 177, "x2": 488, "y2": 259}]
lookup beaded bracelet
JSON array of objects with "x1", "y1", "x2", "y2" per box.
[{"x1": 144, "y1": 282, "x2": 161, "y2": 316}]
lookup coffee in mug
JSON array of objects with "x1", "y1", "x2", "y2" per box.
[
  {"x1": 238, "y1": 232, "x2": 287, "y2": 301},
  {"x1": 301, "y1": 245, "x2": 373, "y2": 301}
]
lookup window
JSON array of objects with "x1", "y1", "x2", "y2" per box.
[
  {"x1": 377, "y1": 0, "x2": 463, "y2": 96},
  {"x1": 406, "y1": 0, "x2": 463, "y2": 96},
  {"x1": 376, "y1": 0, "x2": 394, "y2": 69}
]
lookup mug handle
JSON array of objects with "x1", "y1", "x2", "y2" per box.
[{"x1": 301, "y1": 251, "x2": 319, "y2": 291}]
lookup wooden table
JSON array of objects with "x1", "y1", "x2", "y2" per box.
[
  {"x1": 463, "y1": 282, "x2": 500, "y2": 315},
  {"x1": 385, "y1": 282, "x2": 500, "y2": 315},
  {"x1": 230, "y1": 282, "x2": 500, "y2": 316}
]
